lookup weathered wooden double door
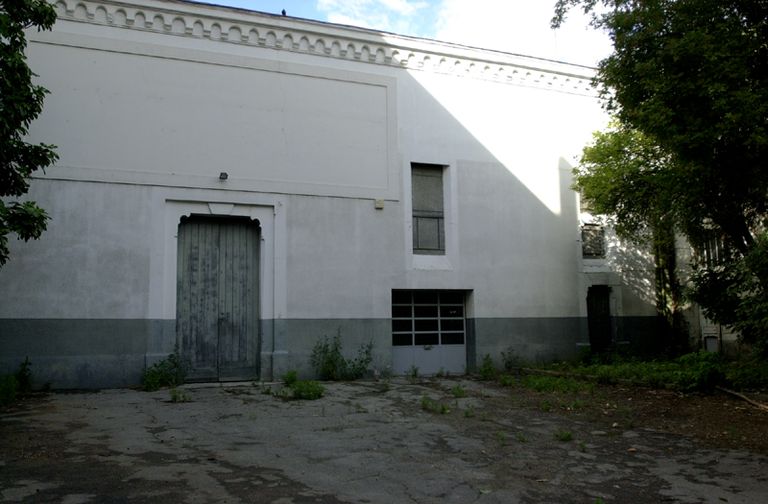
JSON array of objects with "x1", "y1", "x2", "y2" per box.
[{"x1": 176, "y1": 216, "x2": 260, "y2": 381}]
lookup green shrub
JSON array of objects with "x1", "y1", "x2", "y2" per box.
[
  {"x1": 15, "y1": 357, "x2": 32, "y2": 394},
  {"x1": 672, "y1": 352, "x2": 724, "y2": 392},
  {"x1": 290, "y1": 380, "x2": 325, "y2": 400},
  {"x1": 282, "y1": 370, "x2": 298, "y2": 387},
  {"x1": 0, "y1": 375, "x2": 18, "y2": 407},
  {"x1": 310, "y1": 335, "x2": 373, "y2": 381},
  {"x1": 478, "y1": 354, "x2": 497, "y2": 381},
  {"x1": 725, "y1": 357, "x2": 768, "y2": 390},
  {"x1": 142, "y1": 352, "x2": 187, "y2": 391},
  {"x1": 450, "y1": 384, "x2": 467, "y2": 398}
]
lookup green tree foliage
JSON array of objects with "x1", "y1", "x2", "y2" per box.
[
  {"x1": 554, "y1": 0, "x2": 768, "y2": 354},
  {"x1": 0, "y1": 0, "x2": 58, "y2": 266},
  {"x1": 577, "y1": 124, "x2": 686, "y2": 348}
]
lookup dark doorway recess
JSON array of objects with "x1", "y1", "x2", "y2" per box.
[{"x1": 587, "y1": 285, "x2": 612, "y2": 353}]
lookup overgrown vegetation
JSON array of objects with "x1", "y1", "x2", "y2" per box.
[
  {"x1": 169, "y1": 387, "x2": 192, "y2": 403},
  {"x1": 0, "y1": 374, "x2": 18, "y2": 406},
  {"x1": 15, "y1": 357, "x2": 32, "y2": 394},
  {"x1": 421, "y1": 395, "x2": 450, "y2": 414},
  {"x1": 546, "y1": 351, "x2": 768, "y2": 393},
  {"x1": 522, "y1": 375, "x2": 594, "y2": 394},
  {"x1": 142, "y1": 352, "x2": 187, "y2": 391},
  {"x1": 501, "y1": 347, "x2": 524, "y2": 372},
  {"x1": 555, "y1": 0, "x2": 768, "y2": 355},
  {"x1": 450, "y1": 384, "x2": 467, "y2": 398},
  {"x1": 277, "y1": 370, "x2": 325, "y2": 400},
  {"x1": 478, "y1": 354, "x2": 497, "y2": 381},
  {"x1": 310, "y1": 334, "x2": 373, "y2": 381},
  {"x1": 0, "y1": 357, "x2": 34, "y2": 407},
  {"x1": 407, "y1": 365, "x2": 419, "y2": 383}
]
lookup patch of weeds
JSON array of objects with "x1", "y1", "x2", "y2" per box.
[
  {"x1": 450, "y1": 384, "x2": 467, "y2": 398},
  {"x1": 169, "y1": 387, "x2": 192, "y2": 403},
  {"x1": 290, "y1": 380, "x2": 325, "y2": 400},
  {"x1": 540, "y1": 400, "x2": 553, "y2": 412},
  {"x1": 142, "y1": 352, "x2": 187, "y2": 391},
  {"x1": 551, "y1": 351, "x2": 744, "y2": 393},
  {"x1": 594, "y1": 498, "x2": 605, "y2": 504},
  {"x1": 421, "y1": 395, "x2": 450, "y2": 414},
  {"x1": 311, "y1": 334, "x2": 373, "y2": 381},
  {"x1": 379, "y1": 379, "x2": 391, "y2": 393},
  {"x1": 478, "y1": 354, "x2": 497, "y2": 381},
  {"x1": 464, "y1": 406, "x2": 475, "y2": 418},
  {"x1": 282, "y1": 370, "x2": 298, "y2": 387},
  {"x1": 522, "y1": 375, "x2": 593, "y2": 394},
  {"x1": 278, "y1": 369, "x2": 325, "y2": 400},
  {"x1": 15, "y1": 357, "x2": 32, "y2": 394},
  {"x1": 554, "y1": 429, "x2": 573, "y2": 442},
  {"x1": 578, "y1": 441, "x2": 587, "y2": 452},
  {"x1": 566, "y1": 399, "x2": 586, "y2": 411},
  {"x1": 260, "y1": 384, "x2": 274, "y2": 395},
  {"x1": 1, "y1": 357, "x2": 35, "y2": 407},
  {"x1": 515, "y1": 431, "x2": 528, "y2": 443},
  {"x1": 724, "y1": 355, "x2": 768, "y2": 390},
  {"x1": 496, "y1": 430, "x2": 507, "y2": 446},
  {"x1": 498, "y1": 374, "x2": 515, "y2": 387},
  {"x1": 0, "y1": 374, "x2": 18, "y2": 407},
  {"x1": 435, "y1": 367, "x2": 446, "y2": 378},
  {"x1": 501, "y1": 347, "x2": 525, "y2": 372},
  {"x1": 408, "y1": 365, "x2": 419, "y2": 383}
]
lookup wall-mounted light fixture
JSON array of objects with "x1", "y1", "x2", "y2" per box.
[{"x1": 219, "y1": 172, "x2": 228, "y2": 180}]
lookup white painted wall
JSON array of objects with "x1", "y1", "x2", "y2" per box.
[{"x1": 0, "y1": 0, "x2": 644, "y2": 384}]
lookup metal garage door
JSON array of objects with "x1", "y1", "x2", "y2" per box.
[{"x1": 391, "y1": 290, "x2": 467, "y2": 375}]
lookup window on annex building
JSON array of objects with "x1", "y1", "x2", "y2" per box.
[
  {"x1": 411, "y1": 163, "x2": 445, "y2": 255},
  {"x1": 581, "y1": 224, "x2": 606, "y2": 258}
]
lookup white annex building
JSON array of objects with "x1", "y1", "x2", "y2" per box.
[{"x1": 0, "y1": 0, "x2": 663, "y2": 388}]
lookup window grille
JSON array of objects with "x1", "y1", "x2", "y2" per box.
[
  {"x1": 392, "y1": 290, "x2": 465, "y2": 346},
  {"x1": 412, "y1": 164, "x2": 445, "y2": 254}
]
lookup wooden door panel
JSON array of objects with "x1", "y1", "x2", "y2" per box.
[
  {"x1": 218, "y1": 220, "x2": 259, "y2": 380},
  {"x1": 177, "y1": 216, "x2": 259, "y2": 382}
]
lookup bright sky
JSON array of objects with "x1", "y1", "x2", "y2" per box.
[{"x1": 195, "y1": 0, "x2": 612, "y2": 67}]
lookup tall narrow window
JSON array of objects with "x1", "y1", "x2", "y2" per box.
[{"x1": 412, "y1": 163, "x2": 445, "y2": 255}]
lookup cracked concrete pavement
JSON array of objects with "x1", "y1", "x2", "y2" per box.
[{"x1": 1, "y1": 379, "x2": 767, "y2": 503}]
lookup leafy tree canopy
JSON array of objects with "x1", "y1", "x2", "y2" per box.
[
  {"x1": 555, "y1": 0, "x2": 768, "y2": 353},
  {"x1": 0, "y1": 0, "x2": 58, "y2": 266}
]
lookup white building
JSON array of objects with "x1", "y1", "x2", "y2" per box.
[{"x1": 0, "y1": 0, "x2": 659, "y2": 388}]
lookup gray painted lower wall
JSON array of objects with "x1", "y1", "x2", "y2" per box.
[
  {"x1": 0, "y1": 319, "x2": 174, "y2": 389},
  {"x1": 470, "y1": 317, "x2": 589, "y2": 368},
  {"x1": 0, "y1": 316, "x2": 659, "y2": 389}
]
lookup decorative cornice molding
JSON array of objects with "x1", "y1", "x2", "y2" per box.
[{"x1": 51, "y1": 0, "x2": 597, "y2": 96}]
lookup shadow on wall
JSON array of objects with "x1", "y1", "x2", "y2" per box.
[{"x1": 0, "y1": 4, "x2": 635, "y2": 386}]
